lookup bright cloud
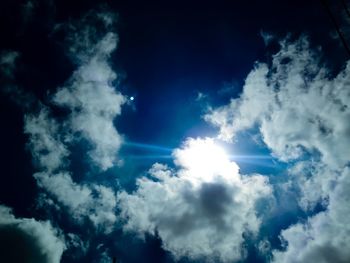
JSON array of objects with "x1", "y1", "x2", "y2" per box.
[
  {"x1": 34, "y1": 171, "x2": 117, "y2": 232},
  {"x1": 117, "y1": 137, "x2": 272, "y2": 262},
  {"x1": 273, "y1": 167, "x2": 350, "y2": 263},
  {"x1": 205, "y1": 37, "x2": 350, "y2": 263},
  {"x1": 53, "y1": 12, "x2": 125, "y2": 171},
  {"x1": 205, "y1": 37, "x2": 350, "y2": 169}
]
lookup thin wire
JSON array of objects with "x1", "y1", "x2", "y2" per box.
[{"x1": 320, "y1": 0, "x2": 350, "y2": 57}]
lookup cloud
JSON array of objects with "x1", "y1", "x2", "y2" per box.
[
  {"x1": 260, "y1": 30, "x2": 274, "y2": 46},
  {"x1": 205, "y1": 37, "x2": 350, "y2": 262},
  {"x1": 21, "y1": 1, "x2": 35, "y2": 24},
  {"x1": 25, "y1": 107, "x2": 117, "y2": 233},
  {"x1": 34, "y1": 172, "x2": 117, "y2": 232},
  {"x1": 0, "y1": 50, "x2": 19, "y2": 78},
  {"x1": 66, "y1": 232, "x2": 89, "y2": 257},
  {"x1": 62, "y1": 10, "x2": 118, "y2": 65},
  {"x1": 21, "y1": 10, "x2": 126, "y2": 233},
  {"x1": 287, "y1": 161, "x2": 335, "y2": 211},
  {"x1": 0, "y1": 204, "x2": 65, "y2": 263},
  {"x1": 273, "y1": 167, "x2": 350, "y2": 263},
  {"x1": 205, "y1": 37, "x2": 350, "y2": 169},
  {"x1": 117, "y1": 137, "x2": 272, "y2": 262},
  {"x1": 206, "y1": 36, "x2": 350, "y2": 207},
  {"x1": 24, "y1": 108, "x2": 69, "y2": 172},
  {"x1": 53, "y1": 11, "x2": 125, "y2": 171},
  {"x1": 0, "y1": 50, "x2": 36, "y2": 109}
]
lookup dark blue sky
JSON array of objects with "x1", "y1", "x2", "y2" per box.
[{"x1": 1, "y1": 1, "x2": 349, "y2": 263}]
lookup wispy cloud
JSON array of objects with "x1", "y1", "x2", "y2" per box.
[{"x1": 0, "y1": 50, "x2": 19, "y2": 78}]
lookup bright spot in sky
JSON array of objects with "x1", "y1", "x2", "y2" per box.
[
  {"x1": 173, "y1": 137, "x2": 239, "y2": 182},
  {"x1": 130, "y1": 96, "x2": 134, "y2": 101}
]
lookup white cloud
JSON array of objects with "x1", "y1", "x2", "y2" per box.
[
  {"x1": 205, "y1": 37, "x2": 350, "y2": 263},
  {"x1": 53, "y1": 15, "x2": 125, "y2": 171},
  {"x1": 117, "y1": 137, "x2": 272, "y2": 262},
  {"x1": 25, "y1": 108, "x2": 117, "y2": 233},
  {"x1": 205, "y1": 37, "x2": 350, "y2": 169},
  {"x1": 24, "y1": 108, "x2": 69, "y2": 172},
  {"x1": 63, "y1": 10, "x2": 118, "y2": 65},
  {"x1": 273, "y1": 168, "x2": 350, "y2": 263},
  {"x1": 0, "y1": 204, "x2": 66, "y2": 263},
  {"x1": 257, "y1": 238, "x2": 271, "y2": 255},
  {"x1": 22, "y1": 11, "x2": 125, "y2": 233},
  {"x1": 288, "y1": 161, "x2": 337, "y2": 211}
]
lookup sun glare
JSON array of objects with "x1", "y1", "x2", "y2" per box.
[{"x1": 173, "y1": 138, "x2": 239, "y2": 182}]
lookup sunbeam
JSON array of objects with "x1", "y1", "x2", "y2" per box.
[{"x1": 123, "y1": 141, "x2": 173, "y2": 152}]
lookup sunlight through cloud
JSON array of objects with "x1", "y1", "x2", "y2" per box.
[{"x1": 173, "y1": 137, "x2": 239, "y2": 183}]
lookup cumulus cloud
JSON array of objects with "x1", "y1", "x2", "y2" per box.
[
  {"x1": 118, "y1": 137, "x2": 272, "y2": 262},
  {"x1": 0, "y1": 204, "x2": 65, "y2": 263},
  {"x1": 21, "y1": 10, "x2": 126, "y2": 233},
  {"x1": 53, "y1": 11, "x2": 125, "y2": 171},
  {"x1": 205, "y1": 37, "x2": 350, "y2": 206},
  {"x1": 34, "y1": 172, "x2": 117, "y2": 232},
  {"x1": 273, "y1": 167, "x2": 350, "y2": 263},
  {"x1": 205, "y1": 37, "x2": 350, "y2": 262},
  {"x1": 205, "y1": 37, "x2": 350, "y2": 169},
  {"x1": 25, "y1": 107, "x2": 117, "y2": 233}
]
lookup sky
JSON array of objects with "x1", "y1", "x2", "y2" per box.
[{"x1": 0, "y1": 0, "x2": 350, "y2": 263}]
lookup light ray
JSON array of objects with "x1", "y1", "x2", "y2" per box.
[
  {"x1": 126, "y1": 154, "x2": 172, "y2": 160},
  {"x1": 123, "y1": 141, "x2": 173, "y2": 152},
  {"x1": 228, "y1": 154, "x2": 273, "y2": 160}
]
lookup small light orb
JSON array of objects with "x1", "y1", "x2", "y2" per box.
[{"x1": 130, "y1": 96, "x2": 134, "y2": 101}]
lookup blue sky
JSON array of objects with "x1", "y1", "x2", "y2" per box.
[{"x1": 1, "y1": 1, "x2": 350, "y2": 263}]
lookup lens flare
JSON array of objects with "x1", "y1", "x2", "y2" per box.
[{"x1": 173, "y1": 137, "x2": 239, "y2": 182}]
